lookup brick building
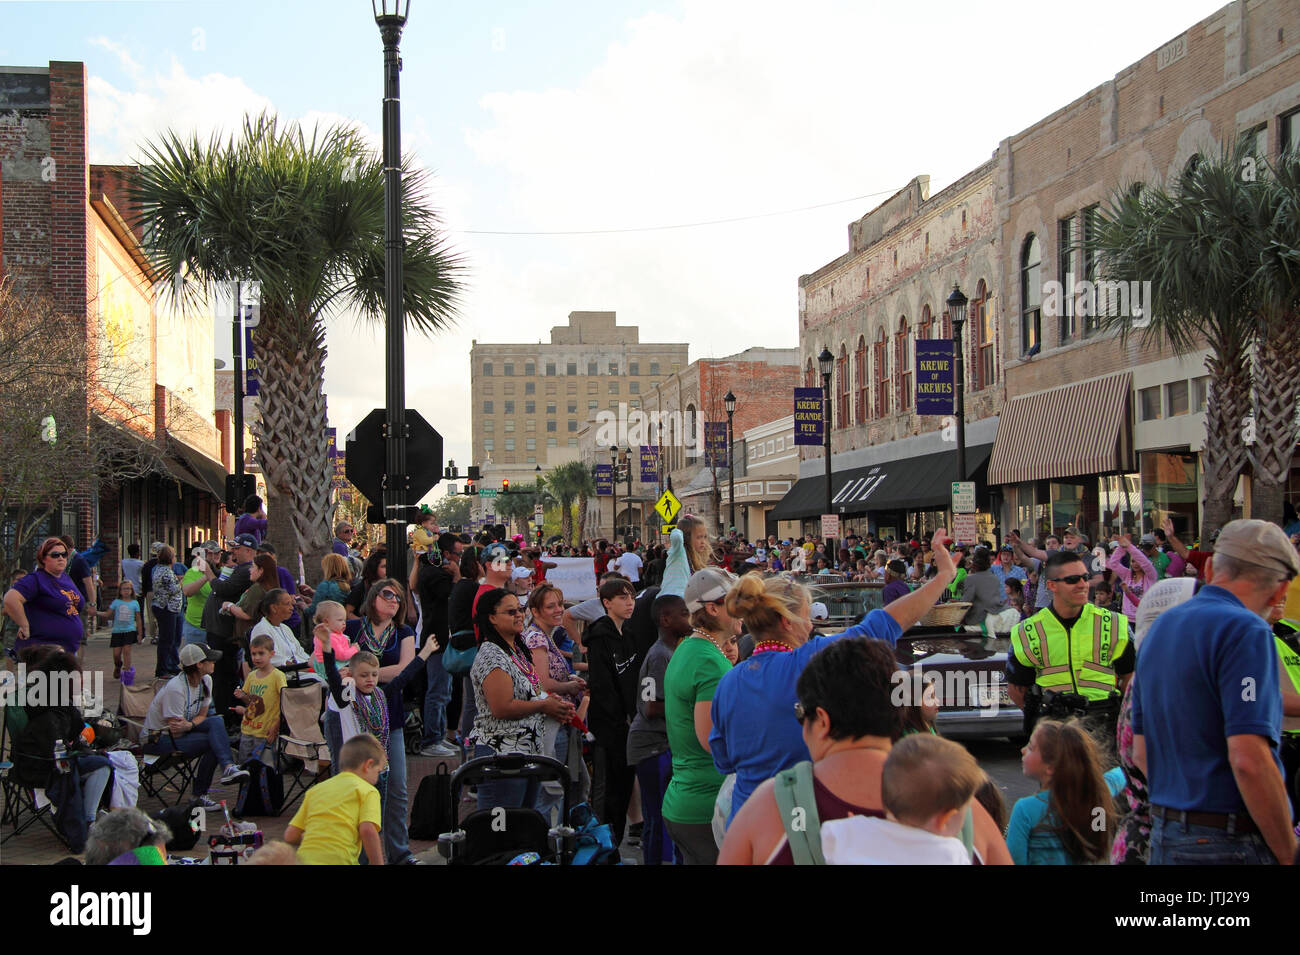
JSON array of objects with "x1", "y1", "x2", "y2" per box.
[
  {"x1": 0, "y1": 61, "x2": 228, "y2": 587},
  {"x1": 986, "y1": 0, "x2": 1300, "y2": 542},
  {"x1": 775, "y1": 166, "x2": 1002, "y2": 541}
]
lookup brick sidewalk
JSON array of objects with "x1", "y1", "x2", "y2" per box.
[{"x1": 1, "y1": 630, "x2": 465, "y2": 865}]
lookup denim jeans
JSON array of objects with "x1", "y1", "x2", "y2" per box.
[
  {"x1": 74, "y1": 754, "x2": 113, "y2": 822},
  {"x1": 421, "y1": 651, "x2": 454, "y2": 746},
  {"x1": 181, "y1": 620, "x2": 207, "y2": 647},
  {"x1": 154, "y1": 607, "x2": 182, "y2": 675},
  {"x1": 323, "y1": 709, "x2": 343, "y2": 770},
  {"x1": 1149, "y1": 814, "x2": 1279, "y2": 864},
  {"x1": 144, "y1": 718, "x2": 236, "y2": 796},
  {"x1": 472, "y1": 744, "x2": 541, "y2": 812},
  {"x1": 383, "y1": 726, "x2": 411, "y2": 864},
  {"x1": 458, "y1": 676, "x2": 478, "y2": 743},
  {"x1": 635, "y1": 750, "x2": 678, "y2": 865}
]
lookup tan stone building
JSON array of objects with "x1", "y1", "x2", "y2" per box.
[{"x1": 986, "y1": 0, "x2": 1300, "y2": 542}]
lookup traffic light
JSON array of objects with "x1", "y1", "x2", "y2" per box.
[
  {"x1": 466, "y1": 480, "x2": 477, "y2": 496},
  {"x1": 502, "y1": 479, "x2": 510, "y2": 493}
]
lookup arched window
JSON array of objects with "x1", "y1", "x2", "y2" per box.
[
  {"x1": 874, "y1": 328, "x2": 890, "y2": 417},
  {"x1": 836, "y1": 345, "x2": 850, "y2": 428},
  {"x1": 854, "y1": 335, "x2": 867, "y2": 424},
  {"x1": 1021, "y1": 234, "x2": 1042, "y2": 355},
  {"x1": 974, "y1": 280, "x2": 995, "y2": 390},
  {"x1": 805, "y1": 359, "x2": 816, "y2": 389},
  {"x1": 918, "y1": 304, "x2": 932, "y2": 341},
  {"x1": 895, "y1": 317, "x2": 912, "y2": 412}
]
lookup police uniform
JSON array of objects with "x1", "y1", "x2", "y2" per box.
[
  {"x1": 1006, "y1": 601, "x2": 1133, "y2": 738},
  {"x1": 1275, "y1": 620, "x2": 1300, "y2": 816}
]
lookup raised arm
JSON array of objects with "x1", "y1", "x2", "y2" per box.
[
  {"x1": 1162, "y1": 517, "x2": 1190, "y2": 560},
  {"x1": 1008, "y1": 530, "x2": 1046, "y2": 563}
]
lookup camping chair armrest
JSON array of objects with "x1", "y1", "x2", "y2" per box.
[{"x1": 118, "y1": 716, "x2": 169, "y2": 747}]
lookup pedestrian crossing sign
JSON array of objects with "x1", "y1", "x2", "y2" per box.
[{"x1": 654, "y1": 489, "x2": 682, "y2": 524}]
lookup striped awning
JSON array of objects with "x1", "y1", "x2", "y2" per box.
[{"x1": 987, "y1": 373, "x2": 1134, "y2": 485}]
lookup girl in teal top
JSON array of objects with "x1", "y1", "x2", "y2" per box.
[{"x1": 1007, "y1": 719, "x2": 1124, "y2": 864}]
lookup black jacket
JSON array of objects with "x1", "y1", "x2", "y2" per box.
[
  {"x1": 416, "y1": 559, "x2": 455, "y2": 647},
  {"x1": 201, "y1": 562, "x2": 254, "y2": 640},
  {"x1": 584, "y1": 615, "x2": 640, "y2": 748},
  {"x1": 13, "y1": 704, "x2": 82, "y2": 789}
]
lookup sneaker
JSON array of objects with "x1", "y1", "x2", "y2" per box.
[
  {"x1": 196, "y1": 795, "x2": 222, "y2": 812},
  {"x1": 419, "y1": 742, "x2": 458, "y2": 758},
  {"x1": 113, "y1": 665, "x2": 121, "y2": 680},
  {"x1": 219, "y1": 764, "x2": 250, "y2": 785}
]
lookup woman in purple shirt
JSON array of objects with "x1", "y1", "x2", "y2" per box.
[
  {"x1": 2, "y1": 537, "x2": 85, "y2": 655},
  {"x1": 881, "y1": 559, "x2": 911, "y2": 605}
]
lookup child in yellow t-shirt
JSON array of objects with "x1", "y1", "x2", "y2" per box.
[
  {"x1": 285, "y1": 734, "x2": 386, "y2": 865},
  {"x1": 233, "y1": 633, "x2": 288, "y2": 767}
]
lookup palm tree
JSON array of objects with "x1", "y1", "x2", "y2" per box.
[
  {"x1": 545, "y1": 461, "x2": 588, "y2": 544},
  {"x1": 1090, "y1": 148, "x2": 1259, "y2": 535},
  {"x1": 495, "y1": 481, "x2": 555, "y2": 538},
  {"x1": 132, "y1": 114, "x2": 464, "y2": 571},
  {"x1": 570, "y1": 463, "x2": 597, "y2": 546}
]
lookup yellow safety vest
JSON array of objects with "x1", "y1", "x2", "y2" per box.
[
  {"x1": 1276, "y1": 633, "x2": 1300, "y2": 738},
  {"x1": 1011, "y1": 603, "x2": 1129, "y2": 702}
]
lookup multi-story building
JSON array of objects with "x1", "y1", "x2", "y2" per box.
[
  {"x1": 726, "y1": 415, "x2": 800, "y2": 541},
  {"x1": 775, "y1": 167, "x2": 1001, "y2": 541},
  {"x1": 985, "y1": 0, "x2": 1300, "y2": 542},
  {"x1": 0, "y1": 61, "x2": 228, "y2": 585}
]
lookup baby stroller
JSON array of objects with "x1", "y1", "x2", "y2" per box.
[{"x1": 438, "y1": 753, "x2": 587, "y2": 865}]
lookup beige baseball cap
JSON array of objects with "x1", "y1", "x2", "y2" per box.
[{"x1": 1212, "y1": 519, "x2": 1300, "y2": 579}]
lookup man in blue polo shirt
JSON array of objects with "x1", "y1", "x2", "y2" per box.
[{"x1": 1133, "y1": 519, "x2": 1299, "y2": 865}]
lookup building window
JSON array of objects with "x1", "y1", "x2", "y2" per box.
[
  {"x1": 587, "y1": 381, "x2": 597, "y2": 394},
  {"x1": 629, "y1": 381, "x2": 639, "y2": 394},
  {"x1": 483, "y1": 400, "x2": 494, "y2": 414},
  {"x1": 525, "y1": 381, "x2": 535, "y2": 395},
  {"x1": 836, "y1": 345, "x2": 850, "y2": 425},
  {"x1": 1021, "y1": 233, "x2": 1042, "y2": 355},
  {"x1": 975, "y1": 279, "x2": 995, "y2": 391},
  {"x1": 918, "y1": 304, "x2": 932, "y2": 341},
  {"x1": 526, "y1": 419, "x2": 535, "y2": 432},
  {"x1": 567, "y1": 381, "x2": 577, "y2": 395},
  {"x1": 873, "y1": 330, "x2": 889, "y2": 417},
  {"x1": 1166, "y1": 380, "x2": 1189, "y2": 416},
  {"x1": 525, "y1": 401, "x2": 535, "y2": 414},
  {"x1": 483, "y1": 419, "x2": 494, "y2": 432},
  {"x1": 568, "y1": 401, "x2": 578, "y2": 414},
  {"x1": 505, "y1": 438, "x2": 515, "y2": 451},
  {"x1": 854, "y1": 336, "x2": 867, "y2": 424},
  {"x1": 504, "y1": 362, "x2": 514, "y2": 376},
  {"x1": 547, "y1": 420, "x2": 557, "y2": 432},
  {"x1": 1192, "y1": 376, "x2": 1210, "y2": 412},
  {"x1": 1283, "y1": 108, "x2": 1300, "y2": 155},
  {"x1": 1139, "y1": 386, "x2": 1162, "y2": 421},
  {"x1": 1057, "y1": 216, "x2": 1076, "y2": 344},
  {"x1": 629, "y1": 362, "x2": 639, "y2": 375},
  {"x1": 896, "y1": 317, "x2": 912, "y2": 412},
  {"x1": 526, "y1": 438, "x2": 536, "y2": 451},
  {"x1": 503, "y1": 382, "x2": 515, "y2": 395},
  {"x1": 504, "y1": 420, "x2": 515, "y2": 433},
  {"x1": 546, "y1": 362, "x2": 556, "y2": 376},
  {"x1": 525, "y1": 361, "x2": 535, "y2": 376},
  {"x1": 588, "y1": 400, "x2": 598, "y2": 411},
  {"x1": 650, "y1": 361, "x2": 660, "y2": 376},
  {"x1": 629, "y1": 399, "x2": 640, "y2": 409},
  {"x1": 568, "y1": 438, "x2": 578, "y2": 447},
  {"x1": 567, "y1": 420, "x2": 577, "y2": 432},
  {"x1": 805, "y1": 359, "x2": 816, "y2": 389},
  {"x1": 482, "y1": 362, "x2": 493, "y2": 377},
  {"x1": 504, "y1": 401, "x2": 514, "y2": 414},
  {"x1": 546, "y1": 402, "x2": 556, "y2": 415},
  {"x1": 484, "y1": 438, "x2": 494, "y2": 452},
  {"x1": 608, "y1": 361, "x2": 618, "y2": 375},
  {"x1": 483, "y1": 382, "x2": 494, "y2": 395},
  {"x1": 547, "y1": 437, "x2": 557, "y2": 447},
  {"x1": 1081, "y1": 206, "x2": 1101, "y2": 335},
  {"x1": 588, "y1": 361, "x2": 598, "y2": 376},
  {"x1": 545, "y1": 382, "x2": 557, "y2": 395},
  {"x1": 608, "y1": 381, "x2": 619, "y2": 394},
  {"x1": 566, "y1": 361, "x2": 577, "y2": 376}
]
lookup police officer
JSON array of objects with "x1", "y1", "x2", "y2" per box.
[
  {"x1": 1006, "y1": 550, "x2": 1134, "y2": 742},
  {"x1": 1273, "y1": 615, "x2": 1300, "y2": 819}
]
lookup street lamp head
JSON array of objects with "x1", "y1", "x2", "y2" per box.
[
  {"x1": 946, "y1": 283, "x2": 968, "y2": 329},
  {"x1": 372, "y1": 0, "x2": 410, "y2": 24},
  {"x1": 724, "y1": 390, "x2": 737, "y2": 415},
  {"x1": 817, "y1": 347, "x2": 834, "y2": 378}
]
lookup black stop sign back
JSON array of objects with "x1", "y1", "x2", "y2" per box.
[{"x1": 345, "y1": 409, "x2": 443, "y2": 504}]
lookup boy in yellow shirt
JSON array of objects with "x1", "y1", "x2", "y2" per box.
[
  {"x1": 285, "y1": 734, "x2": 386, "y2": 864},
  {"x1": 233, "y1": 633, "x2": 288, "y2": 767}
]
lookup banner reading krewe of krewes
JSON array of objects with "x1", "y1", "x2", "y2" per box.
[
  {"x1": 794, "y1": 387, "x2": 824, "y2": 446},
  {"x1": 705, "y1": 421, "x2": 728, "y2": 467},
  {"x1": 914, "y1": 340, "x2": 955, "y2": 415},
  {"x1": 640, "y1": 445, "x2": 659, "y2": 483},
  {"x1": 595, "y1": 463, "x2": 613, "y2": 496}
]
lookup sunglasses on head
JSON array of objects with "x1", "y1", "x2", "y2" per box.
[{"x1": 1049, "y1": 574, "x2": 1089, "y2": 585}]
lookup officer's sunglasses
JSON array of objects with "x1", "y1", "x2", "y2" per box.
[{"x1": 1049, "y1": 574, "x2": 1089, "y2": 585}]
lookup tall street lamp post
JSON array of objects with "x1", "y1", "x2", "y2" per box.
[
  {"x1": 724, "y1": 390, "x2": 737, "y2": 538},
  {"x1": 374, "y1": 0, "x2": 410, "y2": 584},
  {"x1": 947, "y1": 283, "x2": 969, "y2": 484},
  {"x1": 818, "y1": 347, "x2": 835, "y2": 564},
  {"x1": 610, "y1": 445, "x2": 619, "y2": 542}
]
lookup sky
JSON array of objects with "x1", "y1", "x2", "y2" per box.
[{"x1": 1, "y1": 0, "x2": 1230, "y2": 505}]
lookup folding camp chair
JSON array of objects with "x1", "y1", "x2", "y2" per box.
[
  {"x1": 0, "y1": 701, "x2": 72, "y2": 848},
  {"x1": 117, "y1": 680, "x2": 200, "y2": 808},
  {"x1": 274, "y1": 681, "x2": 330, "y2": 814}
]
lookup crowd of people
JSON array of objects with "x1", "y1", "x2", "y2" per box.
[{"x1": 4, "y1": 495, "x2": 1298, "y2": 867}]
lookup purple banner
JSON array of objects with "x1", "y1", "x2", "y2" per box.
[
  {"x1": 244, "y1": 324, "x2": 259, "y2": 397},
  {"x1": 595, "y1": 463, "x2": 613, "y2": 496},
  {"x1": 915, "y1": 340, "x2": 955, "y2": 415},
  {"x1": 705, "y1": 421, "x2": 728, "y2": 468},
  {"x1": 794, "y1": 387, "x2": 824, "y2": 446},
  {"x1": 639, "y1": 446, "x2": 659, "y2": 483}
]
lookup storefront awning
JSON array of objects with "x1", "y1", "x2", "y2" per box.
[
  {"x1": 169, "y1": 439, "x2": 228, "y2": 501},
  {"x1": 769, "y1": 444, "x2": 993, "y2": 521},
  {"x1": 987, "y1": 373, "x2": 1134, "y2": 486}
]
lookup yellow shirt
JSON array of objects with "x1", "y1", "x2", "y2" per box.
[
  {"x1": 288, "y1": 771, "x2": 382, "y2": 865},
  {"x1": 1282, "y1": 575, "x2": 1300, "y2": 626},
  {"x1": 239, "y1": 667, "x2": 288, "y2": 739}
]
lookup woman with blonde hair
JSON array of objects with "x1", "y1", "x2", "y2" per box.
[
  {"x1": 676, "y1": 514, "x2": 715, "y2": 574},
  {"x1": 710, "y1": 531, "x2": 959, "y2": 826},
  {"x1": 306, "y1": 552, "x2": 353, "y2": 621}
]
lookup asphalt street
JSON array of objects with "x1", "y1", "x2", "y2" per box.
[{"x1": 966, "y1": 737, "x2": 1039, "y2": 811}]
